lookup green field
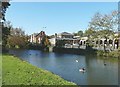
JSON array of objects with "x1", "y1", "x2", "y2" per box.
[
  {"x1": 2, "y1": 54, "x2": 76, "y2": 86},
  {"x1": 0, "y1": 54, "x2": 2, "y2": 87}
]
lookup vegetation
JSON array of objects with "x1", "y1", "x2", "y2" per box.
[
  {"x1": 7, "y1": 35, "x2": 29, "y2": 49},
  {"x1": 108, "y1": 49, "x2": 120, "y2": 58},
  {"x1": 1, "y1": 1, "x2": 10, "y2": 52},
  {"x1": 41, "y1": 36, "x2": 51, "y2": 47},
  {"x1": 2, "y1": 25, "x2": 11, "y2": 49},
  {"x1": 55, "y1": 40, "x2": 66, "y2": 47},
  {"x1": 41, "y1": 36, "x2": 51, "y2": 51},
  {"x1": 7, "y1": 27, "x2": 29, "y2": 49},
  {"x1": 0, "y1": 55, "x2": 1, "y2": 87},
  {"x1": 73, "y1": 30, "x2": 83, "y2": 37},
  {"x1": 86, "y1": 11, "x2": 118, "y2": 50},
  {"x1": 1, "y1": 0, "x2": 119, "y2": 57},
  {"x1": 0, "y1": 1, "x2": 10, "y2": 86},
  {"x1": 1, "y1": 1, "x2": 10, "y2": 21},
  {"x1": 2, "y1": 54, "x2": 76, "y2": 85},
  {"x1": 1, "y1": 1, "x2": 30, "y2": 50},
  {"x1": 84, "y1": 28, "x2": 96, "y2": 38},
  {"x1": 89, "y1": 11, "x2": 118, "y2": 32},
  {"x1": 74, "y1": 11, "x2": 118, "y2": 40},
  {"x1": 97, "y1": 47, "x2": 120, "y2": 58}
]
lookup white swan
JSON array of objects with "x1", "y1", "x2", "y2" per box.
[
  {"x1": 79, "y1": 68, "x2": 86, "y2": 72},
  {"x1": 79, "y1": 69, "x2": 84, "y2": 72},
  {"x1": 76, "y1": 60, "x2": 79, "y2": 62}
]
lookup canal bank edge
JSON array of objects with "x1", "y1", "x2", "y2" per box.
[
  {"x1": 2, "y1": 54, "x2": 77, "y2": 86},
  {"x1": 53, "y1": 47, "x2": 120, "y2": 59},
  {"x1": 53, "y1": 47, "x2": 97, "y2": 56}
]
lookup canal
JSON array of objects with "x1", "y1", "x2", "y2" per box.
[{"x1": 9, "y1": 49, "x2": 118, "y2": 85}]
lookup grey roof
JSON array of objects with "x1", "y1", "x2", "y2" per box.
[
  {"x1": 60, "y1": 32, "x2": 73, "y2": 35},
  {"x1": 33, "y1": 33, "x2": 39, "y2": 36}
]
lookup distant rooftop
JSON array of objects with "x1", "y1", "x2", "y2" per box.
[
  {"x1": 33, "y1": 33, "x2": 39, "y2": 36},
  {"x1": 59, "y1": 32, "x2": 73, "y2": 35}
]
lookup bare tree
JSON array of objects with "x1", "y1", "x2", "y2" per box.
[{"x1": 88, "y1": 11, "x2": 118, "y2": 51}]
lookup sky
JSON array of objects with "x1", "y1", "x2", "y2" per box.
[{"x1": 6, "y1": 2, "x2": 118, "y2": 35}]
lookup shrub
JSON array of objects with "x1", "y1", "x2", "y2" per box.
[
  {"x1": 97, "y1": 50, "x2": 104, "y2": 56},
  {"x1": 108, "y1": 50, "x2": 119, "y2": 58}
]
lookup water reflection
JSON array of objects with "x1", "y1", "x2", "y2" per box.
[{"x1": 9, "y1": 49, "x2": 118, "y2": 85}]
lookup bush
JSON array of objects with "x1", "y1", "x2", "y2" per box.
[
  {"x1": 97, "y1": 50, "x2": 104, "y2": 56},
  {"x1": 97, "y1": 47, "x2": 120, "y2": 58},
  {"x1": 108, "y1": 50, "x2": 120, "y2": 58}
]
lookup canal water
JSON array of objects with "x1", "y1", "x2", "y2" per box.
[{"x1": 9, "y1": 49, "x2": 118, "y2": 85}]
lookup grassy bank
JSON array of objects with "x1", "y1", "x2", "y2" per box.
[
  {"x1": 0, "y1": 54, "x2": 2, "y2": 87},
  {"x1": 2, "y1": 54, "x2": 76, "y2": 85}
]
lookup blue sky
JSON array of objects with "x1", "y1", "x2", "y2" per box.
[{"x1": 6, "y1": 2, "x2": 118, "y2": 35}]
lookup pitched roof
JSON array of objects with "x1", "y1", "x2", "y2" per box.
[
  {"x1": 36, "y1": 31, "x2": 45, "y2": 37},
  {"x1": 33, "y1": 33, "x2": 39, "y2": 36},
  {"x1": 60, "y1": 32, "x2": 73, "y2": 35}
]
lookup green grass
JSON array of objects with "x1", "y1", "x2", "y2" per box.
[
  {"x1": 2, "y1": 54, "x2": 76, "y2": 85},
  {"x1": 0, "y1": 54, "x2": 2, "y2": 87}
]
